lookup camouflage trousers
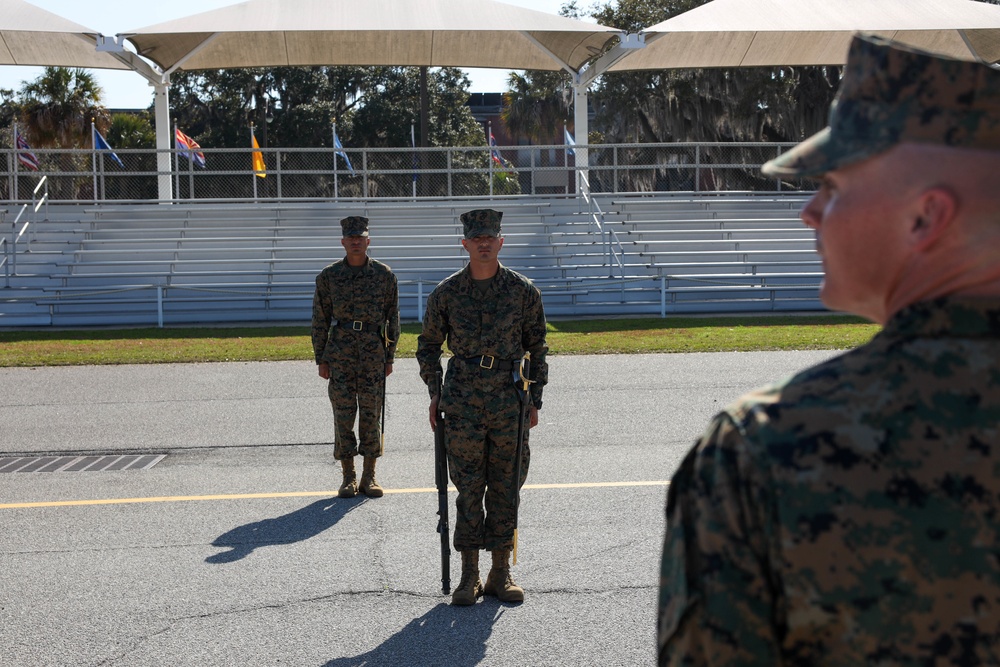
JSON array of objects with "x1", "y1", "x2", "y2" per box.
[
  {"x1": 445, "y1": 398, "x2": 530, "y2": 551},
  {"x1": 327, "y1": 354, "x2": 385, "y2": 460}
]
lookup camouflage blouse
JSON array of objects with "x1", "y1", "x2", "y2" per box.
[
  {"x1": 311, "y1": 257, "x2": 400, "y2": 364},
  {"x1": 659, "y1": 297, "x2": 1000, "y2": 665},
  {"x1": 416, "y1": 264, "x2": 548, "y2": 411}
]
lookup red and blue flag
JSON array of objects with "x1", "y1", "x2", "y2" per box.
[
  {"x1": 175, "y1": 128, "x2": 206, "y2": 168},
  {"x1": 15, "y1": 129, "x2": 39, "y2": 171}
]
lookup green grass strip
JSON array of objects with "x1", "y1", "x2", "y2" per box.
[{"x1": 0, "y1": 315, "x2": 879, "y2": 367}]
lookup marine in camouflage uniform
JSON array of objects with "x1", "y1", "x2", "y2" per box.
[
  {"x1": 416, "y1": 208, "x2": 548, "y2": 606},
  {"x1": 312, "y1": 216, "x2": 400, "y2": 499},
  {"x1": 659, "y1": 35, "x2": 1000, "y2": 665}
]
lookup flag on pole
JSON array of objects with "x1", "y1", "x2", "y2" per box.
[
  {"x1": 93, "y1": 126, "x2": 124, "y2": 168},
  {"x1": 251, "y1": 127, "x2": 266, "y2": 178},
  {"x1": 411, "y1": 123, "x2": 418, "y2": 184},
  {"x1": 14, "y1": 128, "x2": 39, "y2": 171},
  {"x1": 489, "y1": 131, "x2": 503, "y2": 166},
  {"x1": 333, "y1": 128, "x2": 354, "y2": 174},
  {"x1": 175, "y1": 128, "x2": 206, "y2": 168},
  {"x1": 564, "y1": 127, "x2": 576, "y2": 156}
]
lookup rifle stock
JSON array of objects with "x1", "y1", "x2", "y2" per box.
[
  {"x1": 511, "y1": 353, "x2": 532, "y2": 565},
  {"x1": 380, "y1": 322, "x2": 393, "y2": 453},
  {"x1": 434, "y1": 370, "x2": 451, "y2": 594}
]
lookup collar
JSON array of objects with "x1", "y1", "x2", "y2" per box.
[
  {"x1": 883, "y1": 297, "x2": 1000, "y2": 341},
  {"x1": 336, "y1": 256, "x2": 372, "y2": 274},
  {"x1": 458, "y1": 263, "x2": 507, "y2": 296}
]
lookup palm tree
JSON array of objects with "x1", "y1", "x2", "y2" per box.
[
  {"x1": 500, "y1": 71, "x2": 572, "y2": 145},
  {"x1": 107, "y1": 112, "x2": 155, "y2": 149},
  {"x1": 19, "y1": 67, "x2": 108, "y2": 148},
  {"x1": 17, "y1": 67, "x2": 110, "y2": 199}
]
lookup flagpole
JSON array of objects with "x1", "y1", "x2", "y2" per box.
[
  {"x1": 185, "y1": 127, "x2": 195, "y2": 200},
  {"x1": 251, "y1": 125, "x2": 258, "y2": 202},
  {"x1": 332, "y1": 123, "x2": 339, "y2": 200},
  {"x1": 488, "y1": 121, "x2": 494, "y2": 199},
  {"x1": 173, "y1": 120, "x2": 180, "y2": 201},
  {"x1": 91, "y1": 120, "x2": 99, "y2": 204},
  {"x1": 563, "y1": 122, "x2": 569, "y2": 194},
  {"x1": 563, "y1": 123, "x2": 569, "y2": 169},
  {"x1": 12, "y1": 122, "x2": 19, "y2": 203}
]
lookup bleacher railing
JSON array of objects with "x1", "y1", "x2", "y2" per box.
[
  {"x1": 2, "y1": 141, "x2": 803, "y2": 204},
  {"x1": 577, "y1": 170, "x2": 627, "y2": 283},
  {"x1": 32, "y1": 276, "x2": 822, "y2": 328}
]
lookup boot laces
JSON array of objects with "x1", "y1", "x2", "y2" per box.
[
  {"x1": 458, "y1": 570, "x2": 479, "y2": 591},
  {"x1": 499, "y1": 569, "x2": 516, "y2": 589}
]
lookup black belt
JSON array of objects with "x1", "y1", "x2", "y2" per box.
[
  {"x1": 457, "y1": 355, "x2": 517, "y2": 371},
  {"x1": 334, "y1": 320, "x2": 378, "y2": 332}
]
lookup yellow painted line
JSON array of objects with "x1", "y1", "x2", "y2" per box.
[{"x1": 0, "y1": 480, "x2": 670, "y2": 510}]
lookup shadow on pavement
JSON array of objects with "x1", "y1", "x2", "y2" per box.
[
  {"x1": 206, "y1": 496, "x2": 367, "y2": 564},
  {"x1": 321, "y1": 601, "x2": 504, "y2": 667}
]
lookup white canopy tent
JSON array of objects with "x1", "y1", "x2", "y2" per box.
[
  {"x1": 0, "y1": 0, "x2": 172, "y2": 200},
  {"x1": 564, "y1": 0, "x2": 1000, "y2": 188},
  {"x1": 0, "y1": 0, "x2": 131, "y2": 69},
  {"x1": 121, "y1": 0, "x2": 620, "y2": 73},
  {"x1": 116, "y1": 0, "x2": 631, "y2": 195},
  {"x1": 13, "y1": 0, "x2": 1000, "y2": 200},
  {"x1": 607, "y1": 0, "x2": 1000, "y2": 71}
]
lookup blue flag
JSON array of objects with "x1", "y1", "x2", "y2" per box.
[
  {"x1": 93, "y1": 127, "x2": 124, "y2": 168},
  {"x1": 564, "y1": 127, "x2": 576, "y2": 156},
  {"x1": 333, "y1": 130, "x2": 354, "y2": 174},
  {"x1": 411, "y1": 124, "x2": 418, "y2": 183}
]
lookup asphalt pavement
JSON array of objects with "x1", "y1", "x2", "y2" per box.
[{"x1": 0, "y1": 351, "x2": 838, "y2": 666}]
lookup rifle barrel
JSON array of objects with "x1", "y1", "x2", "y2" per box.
[{"x1": 434, "y1": 370, "x2": 451, "y2": 594}]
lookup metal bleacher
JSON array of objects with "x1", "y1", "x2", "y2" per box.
[{"x1": 0, "y1": 193, "x2": 822, "y2": 328}]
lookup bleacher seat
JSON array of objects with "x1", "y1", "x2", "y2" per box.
[{"x1": 0, "y1": 193, "x2": 823, "y2": 327}]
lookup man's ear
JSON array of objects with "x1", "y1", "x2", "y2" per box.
[{"x1": 911, "y1": 187, "x2": 958, "y2": 251}]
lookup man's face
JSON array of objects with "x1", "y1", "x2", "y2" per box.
[
  {"x1": 341, "y1": 235, "x2": 370, "y2": 260},
  {"x1": 461, "y1": 234, "x2": 503, "y2": 263},
  {"x1": 799, "y1": 152, "x2": 914, "y2": 323}
]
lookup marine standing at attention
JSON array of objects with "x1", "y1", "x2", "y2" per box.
[
  {"x1": 312, "y1": 216, "x2": 399, "y2": 499},
  {"x1": 417, "y1": 208, "x2": 548, "y2": 606}
]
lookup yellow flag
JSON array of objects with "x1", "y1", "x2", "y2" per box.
[{"x1": 251, "y1": 130, "x2": 266, "y2": 178}]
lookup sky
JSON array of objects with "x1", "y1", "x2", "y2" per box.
[{"x1": 1, "y1": 0, "x2": 575, "y2": 109}]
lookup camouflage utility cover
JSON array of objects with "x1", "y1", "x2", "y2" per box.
[
  {"x1": 658, "y1": 297, "x2": 1000, "y2": 665},
  {"x1": 460, "y1": 208, "x2": 502, "y2": 239},
  {"x1": 340, "y1": 216, "x2": 369, "y2": 237},
  {"x1": 764, "y1": 34, "x2": 1000, "y2": 178}
]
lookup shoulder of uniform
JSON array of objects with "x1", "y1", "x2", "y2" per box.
[
  {"x1": 368, "y1": 258, "x2": 394, "y2": 274},
  {"x1": 317, "y1": 261, "x2": 342, "y2": 276},
  {"x1": 442, "y1": 267, "x2": 467, "y2": 285},
  {"x1": 500, "y1": 266, "x2": 538, "y2": 291},
  {"x1": 428, "y1": 268, "x2": 465, "y2": 296}
]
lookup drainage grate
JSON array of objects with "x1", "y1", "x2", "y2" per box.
[{"x1": 0, "y1": 454, "x2": 166, "y2": 473}]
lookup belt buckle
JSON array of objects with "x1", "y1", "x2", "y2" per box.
[
  {"x1": 480, "y1": 355, "x2": 495, "y2": 370},
  {"x1": 352, "y1": 321, "x2": 363, "y2": 331}
]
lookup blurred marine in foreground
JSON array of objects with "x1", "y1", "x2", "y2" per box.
[{"x1": 659, "y1": 34, "x2": 1000, "y2": 665}]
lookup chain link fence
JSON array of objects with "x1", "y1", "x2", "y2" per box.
[{"x1": 1, "y1": 142, "x2": 808, "y2": 203}]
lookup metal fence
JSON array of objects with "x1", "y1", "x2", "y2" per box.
[{"x1": 1, "y1": 141, "x2": 808, "y2": 204}]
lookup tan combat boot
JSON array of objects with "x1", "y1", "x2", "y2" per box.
[
  {"x1": 338, "y1": 458, "x2": 358, "y2": 498},
  {"x1": 451, "y1": 550, "x2": 483, "y2": 606},
  {"x1": 483, "y1": 549, "x2": 525, "y2": 603},
  {"x1": 359, "y1": 456, "x2": 384, "y2": 498}
]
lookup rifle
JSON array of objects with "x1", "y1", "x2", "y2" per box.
[
  {"x1": 511, "y1": 352, "x2": 533, "y2": 565},
  {"x1": 434, "y1": 369, "x2": 451, "y2": 594},
  {"x1": 380, "y1": 322, "x2": 394, "y2": 453}
]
